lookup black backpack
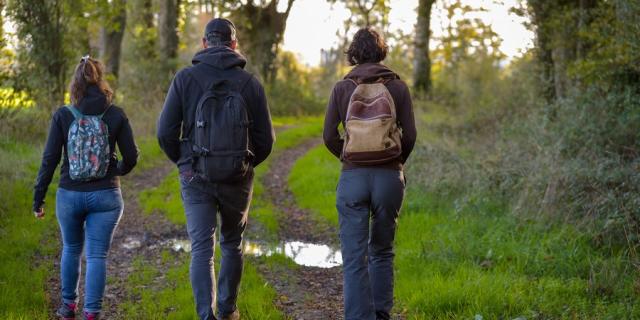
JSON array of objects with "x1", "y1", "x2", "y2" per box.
[{"x1": 187, "y1": 69, "x2": 254, "y2": 182}]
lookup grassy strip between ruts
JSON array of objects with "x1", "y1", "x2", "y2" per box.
[
  {"x1": 120, "y1": 250, "x2": 286, "y2": 319},
  {"x1": 139, "y1": 116, "x2": 324, "y2": 233},
  {"x1": 288, "y1": 144, "x2": 640, "y2": 319},
  {"x1": 132, "y1": 117, "x2": 323, "y2": 318}
]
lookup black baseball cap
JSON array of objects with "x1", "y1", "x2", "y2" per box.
[{"x1": 204, "y1": 18, "x2": 237, "y2": 43}]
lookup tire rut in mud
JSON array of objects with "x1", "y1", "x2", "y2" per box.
[
  {"x1": 259, "y1": 138, "x2": 345, "y2": 319},
  {"x1": 45, "y1": 161, "x2": 187, "y2": 319}
]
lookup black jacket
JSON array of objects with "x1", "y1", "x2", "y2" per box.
[
  {"x1": 157, "y1": 46, "x2": 275, "y2": 173},
  {"x1": 33, "y1": 85, "x2": 139, "y2": 211}
]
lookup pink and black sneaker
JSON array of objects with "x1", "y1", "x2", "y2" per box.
[
  {"x1": 55, "y1": 302, "x2": 76, "y2": 319},
  {"x1": 83, "y1": 311, "x2": 99, "y2": 320}
]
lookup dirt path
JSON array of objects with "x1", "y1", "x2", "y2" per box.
[
  {"x1": 258, "y1": 138, "x2": 346, "y2": 319},
  {"x1": 45, "y1": 161, "x2": 186, "y2": 319}
]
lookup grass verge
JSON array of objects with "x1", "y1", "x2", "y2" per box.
[
  {"x1": 0, "y1": 140, "x2": 58, "y2": 319},
  {"x1": 288, "y1": 144, "x2": 640, "y2": 319}
]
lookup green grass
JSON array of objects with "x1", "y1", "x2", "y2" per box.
[
  {"x1": 288, "y1": 146, "x2": 340, "y2": 226},
  {"x1": 138, "y1": 169, "x2": 185, "y2": 225},
  {"x1": 139, "y1": 116, "x2": 324, "y2": 233},
  {"x1": 129, "y1": 118, "x2": 325, "y2": 318},
  {"x1": 252, "y1": 116, "x2": 323, "y2": 235},
  {"x1": 288, "y1": 144, "x2": 640, "y2": 319},
  {"x1": 121, "y1": 251, "x2": 285, "y2": 319},
  {"x1": 135, "y1": 135, "x2": 170, "y2": 171},
  {"x1": 0, "y1": 134, "x2": 168, "y2": 319},
  {"x1": 0, "y1": 140, "x2": 58, "y2": 319}
]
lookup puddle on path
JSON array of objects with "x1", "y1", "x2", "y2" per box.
[
  {"x1": 243, "y1": 240, "x2": 342, "y2": 268},
  {"x1": 121, "y1": 236, "x2": 142, "y2": 250},
  {"x1": 123, "y1": 235, "x2": 342, "y2": 268}
]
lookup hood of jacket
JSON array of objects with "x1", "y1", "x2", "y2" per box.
[
  {"x1": 76, "y1": 85, "x2": 110, "y2": 115},
  {"x1": 344, "y1": 62, "x2": 399, "y2": 83},
  {"x1": 192, "y1": 46, "x2": 247, "y2": 70}
]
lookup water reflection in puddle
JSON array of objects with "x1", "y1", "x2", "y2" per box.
[
  {"x1": 129, "y1": 236, "x2": 342, "y2": 268},
  {"x1": 164, "y1": 239, "x2": 191, "y2": 252},
  {"x1": 121, "y1": 236, "x2": 142, "y2": 250},
  {"x1": 243, "y1": 241, "x2": 342, "y2": 268}
]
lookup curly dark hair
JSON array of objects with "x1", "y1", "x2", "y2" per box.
[
  {"x1": 345, "y1": 27, "x2": 388, "y2": 66},
  {"x1": 69, "y1": 56, "x2": 113, "y2": 106}
]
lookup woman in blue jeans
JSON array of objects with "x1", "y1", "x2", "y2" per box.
[
  {"x1": 323, "y1": 27, "x2": 417, "y2": 320},
  {"x1": 33, "y1": 56, "x2": 138, "y2": 320}
]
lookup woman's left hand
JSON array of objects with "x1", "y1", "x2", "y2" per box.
[{"x1": 34, "y1": 208, "x2": 45, "y2": 219}]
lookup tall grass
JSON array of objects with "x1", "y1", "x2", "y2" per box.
[
  {"x1": 288, "y1": 143, "x2": 640, "y2": 318},
  {"x1": 0, "y1": 139, "x2": 58, "y2": 319}
]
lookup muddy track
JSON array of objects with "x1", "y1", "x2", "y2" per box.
[
  {"x1": 45, "y1": 161, "x2": 185, "y2": 319},
  {"x1": 264, "y1": 138, "x2": 336, "y2": 245},
  {"x1": 259, "y1": 138, "x2": 345, "y2": 319}
]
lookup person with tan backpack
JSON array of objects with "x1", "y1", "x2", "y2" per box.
[{"x1": 323, "y1": 27, "x2": 417, "y2": 320}]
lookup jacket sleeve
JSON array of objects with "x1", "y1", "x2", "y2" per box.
[
  {"x1": 33, "y1": 111, "x2": 64, "y2": 211},
  {"x1": 116, "y1": 110, "x2": 139, "y2": 176},
  {"x1": 157, "y1": 73, "x2": 184, "y2": 163},
  {"x1": 245, "y1": 77, "x2": 275, "y2": 167},
  {"x1": 396, "y1": 81, "x2": 417, "y2": 163},
  {"x1": 323, "y1": 85, "x2": 343, "y2": 159}
]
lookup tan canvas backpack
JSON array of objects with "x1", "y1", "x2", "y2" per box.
[{"x1": 342, "y1": 78, "x2": 402, "y2": 165}]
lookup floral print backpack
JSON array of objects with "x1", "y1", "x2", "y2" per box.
[{"x1": 65, "y1": 105, "x2": 111, "y2": 181}]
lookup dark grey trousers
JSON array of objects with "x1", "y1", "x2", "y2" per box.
[
  {"x1": 336, "y1": 168, "x2": 405, "y2": 320},
  {"x1": 180, "y1": 171, "x2": 253, "y2": 320}
]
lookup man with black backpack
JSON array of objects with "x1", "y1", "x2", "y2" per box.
[{"x1": 157, "y1": 18, "x2": 274, "y2": 320}]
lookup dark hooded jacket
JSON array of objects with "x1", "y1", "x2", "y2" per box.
[
  {"x1": 33, "y1": 85, "x2": 139, "y2": 211},
  {"x1": 157, "y1": 46, "x2": 274, "y2": 174},
  {"x1": 323, "y1": 63, "x2": 417, "y2": 170}
]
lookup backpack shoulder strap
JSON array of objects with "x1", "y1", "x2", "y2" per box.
[
  {"x1": 66, "y1": 105, "x2": 82, "y2": 120},
  {"x1": 99, "y1": 104, "x2": 113, "y2": 119},
  {"x1": 347, "y1": 78, "x2": 359, "y2": 87}
]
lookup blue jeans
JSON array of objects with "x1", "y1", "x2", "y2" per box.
[
  {"x1": 336, "y1": 168, "x2": 405, "y2": 320},
  {"x1": 56, "y1": 187, "x2": 123, "y2": 313},
  {"x1": 179, "y1": 171, "x2": 253, "y2": 320}
]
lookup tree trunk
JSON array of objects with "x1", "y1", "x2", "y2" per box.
[
  {"x1": 529, "y1": 0, "x2": 557, "y2": 103},
  {"x1": 413, "y1": 0, "x2": 435, "y2": 95},
  {"x1": 100, "y1": 0, "x2": 127, "y2": 79},
  {"x1": 158, "y1": 0, "x2": 180, "y2": 73},
  {"x1": 231, "y1": 0, "x2": 295, "y2": 83},
  {"x1": 576, "y1": 0, "x2": 596, "y2": 60}
]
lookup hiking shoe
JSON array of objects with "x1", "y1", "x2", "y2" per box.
[
  {"x1": 83, "y1": 311, "x2": 99, "y2": 320},
  {"x1": 220, "y1": 309, "x2": 240, "y2": 320},
  {"x1": 56, "y1": 302, "x2": 76, "y2": 319}
]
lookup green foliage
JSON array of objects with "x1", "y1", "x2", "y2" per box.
[
  {"x1": 329, "y1": 0, "x2": 390, "y2": 31},
  {"x1": 431, "y1": 0, "x2": 506, "y2": 120},
  {"x1": 266, "y1": 51, "x2": 325, "y2": 116},
  {"x1": 571, "y1": 1, "x2": 640, "y2": 86}
]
